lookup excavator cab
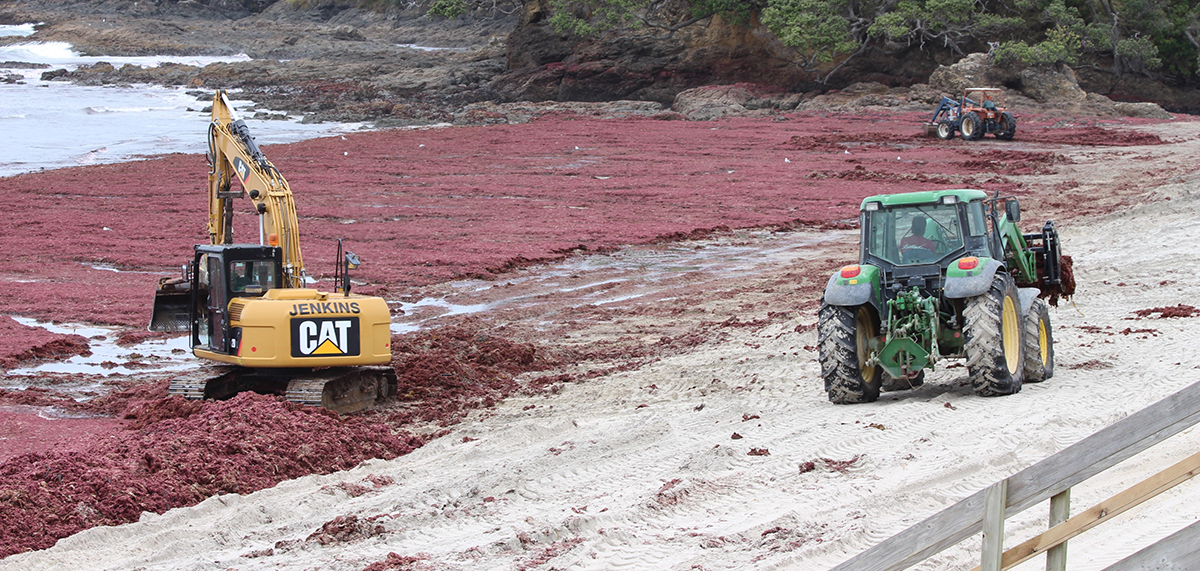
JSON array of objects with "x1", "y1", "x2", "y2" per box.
[{"x1": 192, "y1": 244, "x2": 281, "y2": 356}]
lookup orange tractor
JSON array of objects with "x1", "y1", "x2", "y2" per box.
[{"x1": 925, "y1": 88, "x2": 1016, "y2": 141}]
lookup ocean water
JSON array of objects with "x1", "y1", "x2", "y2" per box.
[
  {"x1": 0, "y1": 35, "x2": 368, "y2": 177},
  {"x1": 0, "y1": 22, "x2": 38, "y2": 37}
]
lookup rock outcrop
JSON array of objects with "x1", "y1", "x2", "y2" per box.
[
  {"x1": 928, "y1": 52, "x2": 1173, "y2": 118},
  {"x1": 492, "y1": 0, "x2": 809, "y2": 104}
]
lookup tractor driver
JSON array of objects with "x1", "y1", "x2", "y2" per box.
[{"x1": 900, "y1": 216, "x2": 937, "y2": 259}]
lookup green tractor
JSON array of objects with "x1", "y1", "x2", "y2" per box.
[{"x1": 817, "y1": 189, "x2": 1073, "y2": 403}]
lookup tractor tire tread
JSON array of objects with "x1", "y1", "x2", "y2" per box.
[
  {"x1": 998, "y1": 111, "x2": 1016, "y2": 140},
  {"x1": 961, "y1": 112, "x2": 983, "y2": 141},
  {"x1": 1022, "y1": 297, "x2": 1055, "y2": 382},
  {"x1": 963, "y1": 275, "x2": 1024, "y2": 396},
  {"x1": 936, "y1": 120, "x2": 955, "y2": 140},
  {"x1": 818, "y1": 302, "x2": 881, "y2": 404}
]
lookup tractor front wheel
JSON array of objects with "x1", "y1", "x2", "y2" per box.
[
  {"x1": 1022, "y1": 297, "x2": 1055, "y2": 382},
  {"x1": 818, "y1": 302, "x2": 882, "y2": 404},
  {"x1": 963, "y1": 275, "x2": 1024, "y2": 396},
  {"x1": 960, "y1": 112, "x2": 983, "y2": 141},
  {"x1": 998, "y1": 112, "x2": 1016, "y2": 140},
  {"x1": 936, "y1": 120, "x2": 955, "y2": 140}
]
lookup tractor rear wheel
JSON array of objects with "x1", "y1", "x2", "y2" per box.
[
  {"x1": 818, "y1": 302, "x2": 882, "y2": 403},
  {"x1": 960, "y1": 112, "x2": 983, "y2": 141},
  {"x1": 936, "y1": 120, "x2": 955, "y2": 140},
  {"x1": 963, "y1": 275, "x2": 1024, "y2": 396},
  {"x1": 1022, "y1": 297, "x2": 1055, "y2": 382},
  {"x1": 997, "y1": 112, "x2": 1016, "y2": 140}
]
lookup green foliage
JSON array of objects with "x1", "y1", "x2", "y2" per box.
[
  {"x1": 760, "y1": 0, "x2": 858, "y2": 62},
  {"x1": 994, "y1": 26, "x2": 1081, "y2": 65},
  {"x1": 533, "y1": 0, "x2": 1195, "y2": 80},
  {"x1": 1117, "y1": 35, "x2": 1163, "y2": 71},
  {"x1": 428, "y1": 0, "x2": 470, "y2": 18},
  {"x1": 690, "y1": 0, "x2": 766, "y2": 24},
  {"x1": 867, "y1": 0, "x2": 1023, "y2": 44},
  {"x1": 544, "y1": 0, "x2": 766, "y2": 35},
  {"x1": 547, "y1": 0, "x2": 647, "y2": 35},
  {"x1": 297, "y1": 0, "x2": 1194, "y2": 83}
]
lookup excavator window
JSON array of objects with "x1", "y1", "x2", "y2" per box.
[{"x1": 229, "y1": 260, "x2": 277, "y2": 295}]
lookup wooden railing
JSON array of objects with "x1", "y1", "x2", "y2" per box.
[{"x1": 829, "y1": 380, "x2": 1200, "y2": 571}]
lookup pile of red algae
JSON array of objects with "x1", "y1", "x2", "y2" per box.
[
  {"x1": 0, "y1": 316, "x2": 90, "y2": 371},
  {"x1": 0, "y1": 391, "x2": 422, "y2": 558},
  {"x1": 0, "y1": 112, "x2": 1179, "y2": 358},
  {"x1": 0, "y1": 324, "x2": 559, "y2": 557},
  {"x1": 0, "y1": 405, "x2": 125, "y2": 466},
  {"x1": 373, "y1": 322, "x2": 562, "y2": 427},
  {"x1": 1016, "y1": 122, "x2": 1167, "y2": 146}
]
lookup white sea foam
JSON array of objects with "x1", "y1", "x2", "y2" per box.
[
  {"x1": 0, "y1": 23, "x2": 39, "y2": 38},
  {"x1": 0, "y1": 41, "x2": 251, "y2": 69},
  {"x1": 0, "y1": 42, "x2": 369, "y2": 178}
]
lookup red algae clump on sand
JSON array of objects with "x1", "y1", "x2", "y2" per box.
[
  {"x1": 379, "y1": 324, "x2": 560, "y2": 426},
  {"x1": 0, "y1": 392, "x2": 419, "y2": 557}
]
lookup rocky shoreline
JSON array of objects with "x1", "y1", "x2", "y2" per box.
[{"x1": 1, "y1": 0, "x2": 1184, "y2": 125}]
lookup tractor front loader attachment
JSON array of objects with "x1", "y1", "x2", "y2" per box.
[
  {"x1": 925, "y1": 97, "x2": 961, "y2": 136},
  {"x1": 1024, "y1": 220, "x2": 1075, "y2": 304}
]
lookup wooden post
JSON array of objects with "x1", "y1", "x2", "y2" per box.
[
  {"x1": 982, "y1": 480, "x2": 1008, "y2": 571},
  {"x1": 1046, "y1": 490, "x2": 1070, "y2": 571}
]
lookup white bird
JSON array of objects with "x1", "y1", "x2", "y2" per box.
[
  {"x1": 844, "y1": 150, "x2": 850, "y2": 154},
  {"x1": 784, "y1": 158, "x2": 791, "y2": 163},
  {"x1": 343, "y1": 152, "x2": 348, "y2": 156}
]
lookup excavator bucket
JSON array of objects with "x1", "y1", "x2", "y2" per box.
[{"x1": 150, "y1": 277, "x2": 191, "y2": 332}]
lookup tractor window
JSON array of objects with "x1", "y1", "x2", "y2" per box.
[
  {"x1": 967, "y1": 202, "x2": 987, "y2": 235},
  {"x1": 867, "y1": 204, "x2": 965, "y2": 265},
  {"x1": 229, "y1": 260, "x2": 276, "y2": 295}
]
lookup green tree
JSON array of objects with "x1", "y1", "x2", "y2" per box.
[
  {"x1": 546, "y1": 0, "x2": 765, "y2": 36},
  {"x1": 759, "y1": 0, "x2": 867, "y2": 82}
]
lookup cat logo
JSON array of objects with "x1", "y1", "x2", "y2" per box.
[
  {"x1": 232, "y1": 156, "x2": 251, "y2": 184},
  {"x1": 291, "y1": 317, "x2": 360, "y2": 358}
]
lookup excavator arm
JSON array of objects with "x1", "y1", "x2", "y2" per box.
[{"x1": 207, "y1": 90, "x2": 306, "y2": 288}]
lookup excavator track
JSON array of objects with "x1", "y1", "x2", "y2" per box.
[
  {"x1": 167, "y1": 365, "x2": 252, "y2": 401},
  {"x1": 285, "y1": 366, "x2": 397, "y2": 415},
  {"x1": 167, "y1": 365, "x2": 397, "y2": 415}
]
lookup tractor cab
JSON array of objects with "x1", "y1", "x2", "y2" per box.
[
  {"x1": 964, "y1": 88, "x2": 1004, "y2": 120},
  {"x1": 859, "y1": 190, "x2": 992, "y2": 300},
  {"x1": 861, "y1": 190, "x2": 991, "y2": 265}
]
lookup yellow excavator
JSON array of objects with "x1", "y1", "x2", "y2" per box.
[{"x1": 150, "y1": 90, "x2": 396, "y2": 413}]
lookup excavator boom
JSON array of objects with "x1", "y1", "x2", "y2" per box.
[{"x1": 207, "y1": 91, "x2": 306, "y2": 288}]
